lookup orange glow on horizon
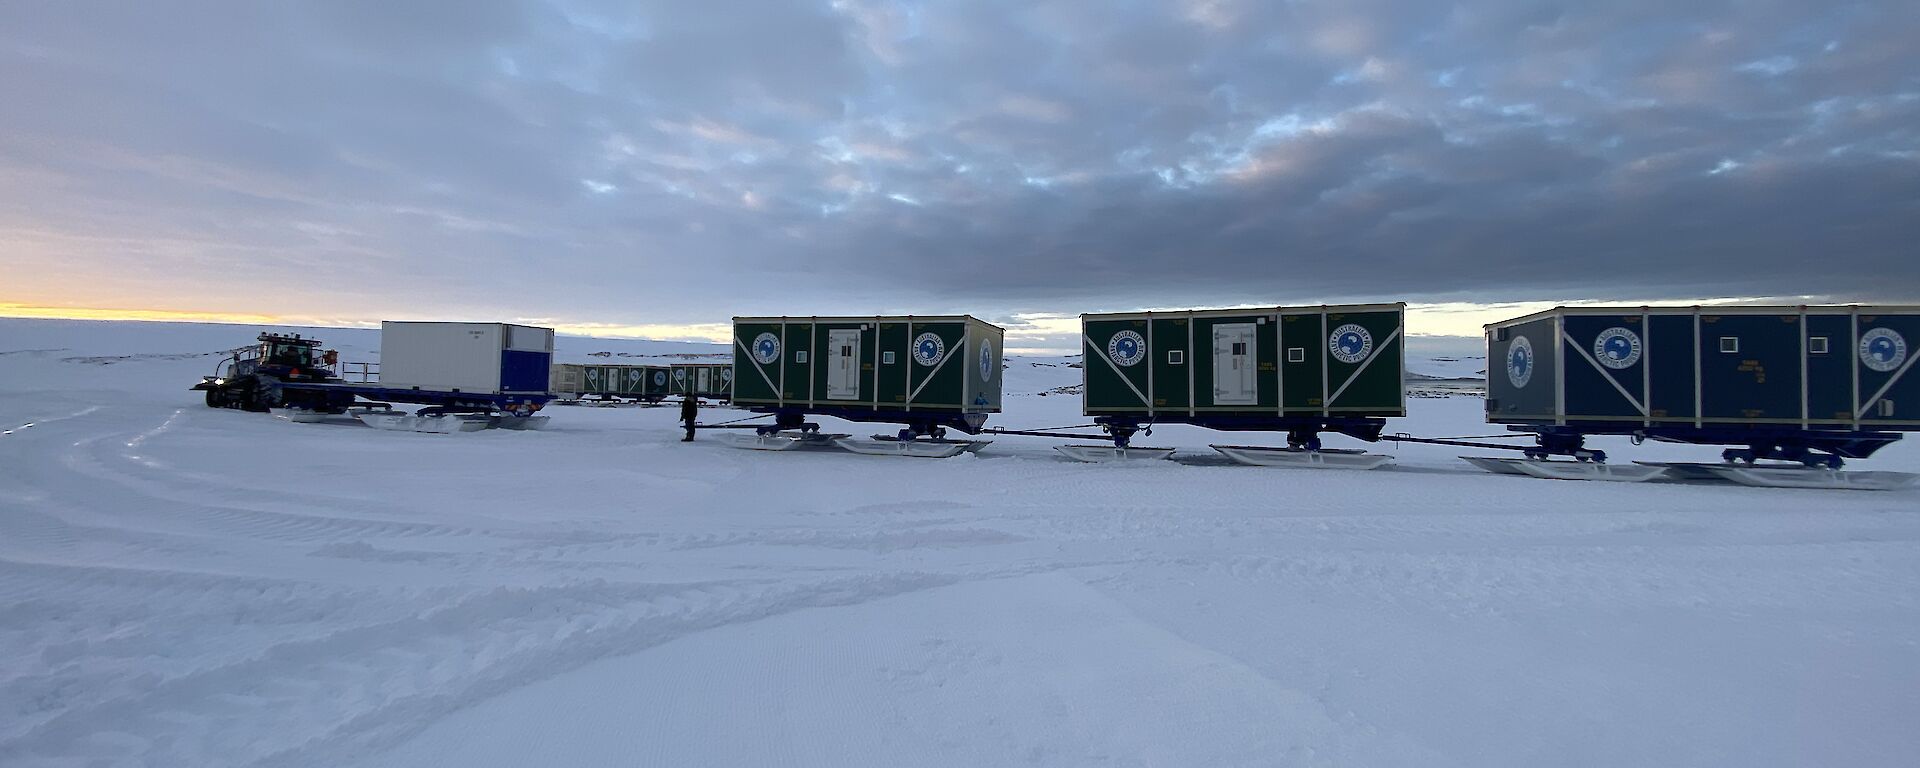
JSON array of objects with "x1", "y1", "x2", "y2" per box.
[
  {"x1": 0, "y1": 303, "x2": 732, "y2": 343},
  {"x1": 0, "y1": 303, "x2": 308, "y2": 325}
]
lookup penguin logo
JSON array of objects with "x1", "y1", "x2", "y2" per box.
[
  {"x1": 1329, "y1": 324, "x2": 1373, "y2": 364},
  {"x1": 1860, "y1": 328, "x2": 1908, "y2": 373},
  {"x1": 673, "y1": 368, "x2": 686, "y2": 384},
  {"x1": 912, "y1": 333, "x2": 945, "y2": 367},
  {"x1": 1106, "y1": 330, "x2": 1145, "y2": 367},
  {"x1": 653, "y1": 370, "x2": 667, "y2": 386},
  {"x1": 720, "y1": 368, "x2": 732, "y2": 383},
  {"x1": 1507, "y1": 335, "x2": 1535, "y2": 389},
  {"x1": 750, "y1": 332, "x2": 780, "y2": 365},
  {"x1": 1593, "y1": 327, "x2": 1642, "y2": 370},
  {"x1": 979, "y1": 341, "x2": 996, "y2": 381}
]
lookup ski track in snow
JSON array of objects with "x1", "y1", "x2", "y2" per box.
[{"x1": 2, "y1": 319, "x2": 1919, "y2": 767}]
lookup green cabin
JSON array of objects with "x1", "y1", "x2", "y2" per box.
[
  {"x1": 1081, "y1": 304, "x2": 1406, "y2": 420},
  {"x1": 731, "y1": 316, "x2": 1004, "y2": 423}
]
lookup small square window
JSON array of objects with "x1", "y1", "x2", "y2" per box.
[
  {"x1": 1287, "y1": 347, "x2": 1306, "y2": 363},
  {"x1": 1167, "y1": 350, "x2": 1184, "y2": 365},
  {"x1": 1809, "y1": 336, "x2": 1829, "y2": 354},
  {"x1": 795, "y1": 351, "x2": 810, "y2": 363},
  {"x1": 1231, "y1": 342, "x2": 1248, "y2": 355},
  {"x1": 882, "y1": 351, "x2": 896, "y2": 364},
  {"x1": 1719, "y1": 337, "x2": 1739, "y2": 354}
]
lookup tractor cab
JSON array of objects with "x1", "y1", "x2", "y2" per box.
[
  {"x1": 194, "y1": 332, "x2": 349, "y2": 411},
  {"x1": 233, "y1": 332, "x2": 337, "y2": 382}
]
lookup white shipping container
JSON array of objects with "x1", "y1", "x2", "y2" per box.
[{"x1": 378, "y1": 321, "x2": 555, "y2": 394}]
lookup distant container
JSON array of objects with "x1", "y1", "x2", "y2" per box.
[
  {"x1": 1081, "y1": 304, "x2": 1406, "y2": 419},
  {"x1": 732, "y1": 316, "x2": 1003, "y2": 429},
  {"x1": 1486, "y1": 305, "x2": 1920, "y2": 431},
  {"x1": 550, "y1": 363, "x2": 587, "y2": 397},
  {"x1": 378, "y1": 321, "x2": 554, "y2": 395},
  {"x1": 617, "y1": 365, "x2": 673, "y2": 400},
  {"x1": 579, "y1": 365, "x2": 614, "y2": 395},
  {"x1": 671, "y1": 362, "x2": 733, "y2": 400}
]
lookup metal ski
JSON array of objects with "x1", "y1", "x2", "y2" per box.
[
  {"x1": 1054, "y1": 445, "x2": 1176, "y2": 463},
  {"x1": 1459, "y1": 456, "x2": 1532, "y2": 476},
  {"x1": 1638, "y1": 462, "x2": 1919, "y2": 491},
  {"x1": 1211, "y1": 445, "x2": 1393, "y2": 470},
  {"x1": 1461, "y1": 456, "x2": 1665, "y2": 482},
  {"x1": 489, "y1": 415, "x2": 552, "y2": 430},
  {"x1": 867, "y1": 435, "x2": 992, "y2": 453},
  {"x1": 276, "y1": 408, "x2": 331, "y2": 424},
  {"x1": 834, "y1": 438, "x2": 973, "y2": 458},
  {"x1": 356, "y1": 412, "x2": 490, "y2": 433},
  {"x1": 719, "y1": 431, "x2": 849, "y2": 451}
]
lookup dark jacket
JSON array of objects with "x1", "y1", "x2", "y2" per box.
[{"x1": 679, "y1": 397, "x2": 698, "y2": 423}]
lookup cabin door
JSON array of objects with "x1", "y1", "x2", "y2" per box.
[
  {"x1": 827, "y1": 329, "x2": 862, "y2": 400},
  {"x1": 1212, "y1": 323, "x2": 1258, "y2": 406}
]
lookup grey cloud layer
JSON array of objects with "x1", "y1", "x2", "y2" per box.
[{"x1": 2, "y1": 0, "x2": 1916, "y2": 322}]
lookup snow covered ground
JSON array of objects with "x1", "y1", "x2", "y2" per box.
[{"x1": 2, "y1": 318, "x2": 1918, "y2": 767}]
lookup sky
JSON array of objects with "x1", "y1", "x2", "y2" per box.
[{"x1": 2, "y1": 1, "x2": 1916, "y2": 352}]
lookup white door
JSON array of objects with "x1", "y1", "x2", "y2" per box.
[
  {"x1": 696, "y1": 368, "x2": 711, "y2": 393},
  {"x1": 1212, "y1": 323, "x2": 1258, "y2": 406},
  {"x1": 827, "y1": 329, "x2": 861, "y2": 401}
]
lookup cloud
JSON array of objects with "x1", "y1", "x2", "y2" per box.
[{"x1": 2, "y1": 0, "x2": 1916, "y2": 333}]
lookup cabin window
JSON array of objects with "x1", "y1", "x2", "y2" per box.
[
  {"x1": 795, "y1": 351, "x2": 809, "y2": 363},
  {"x1": 1808, "y1": 336, "x2": 1829, "y2": 354},
  {"x1": 1287, "y1": 347, "x2": 1306, "y2": 363},
  {"x1": 882, "y1": 351, "x2": 896, "y2": 364},
  {"x1": 1167, "y1": 350, "x2": 1184, "y2": 365},
  {"x1": 1231, "y1": 342, "x2": 1248, "y2": 356},
  {"x1": 1719, "y1": 337, "x2": 1739, "y2": 354}
]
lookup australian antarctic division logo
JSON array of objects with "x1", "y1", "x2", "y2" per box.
[
  {"x1": 979, "y1": 341, "x2": 996, "y2": 381},
  {"x1": 912, "y1": 332, "x2": 945, "y2": 366},
  {"x1": 1593, "y1": 327, "x2": 1643, "y2": 370},
  {"x1": 653, "y1": 370, "x2": 668, "y2": 386},
  {"x1": 1329, "y1": 324, "x2": 1373, "y2": 364},
  {"x1": 673, "y1": 368, "x2": 687, "y2": 385},
  {"x1": 1106, "y1": 330, "x2": 1145, "y2": 367},
  {"x1": 1506, "y1": 335, "x2": 1535, "y2": 388},
  {"x1": 750, "y1": 332, "x2": 780, "y2": 365},
  {"x1": 1860, "y1": 327, "x2": 1908, "y2": 373}
]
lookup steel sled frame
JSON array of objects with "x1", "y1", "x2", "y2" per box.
[
  {"x1": 1090, "y1": 415, "x2": 1389, "y2": 450},
  {"x1": 745, "y1": 406, "x2": 989, "y2": 441},
  {"x1": 1505, "y1": 423, "x2": 1903, "y2": 468},
  {"x1": 281, "y1": 382, "x2": 554, "y2": 417}
]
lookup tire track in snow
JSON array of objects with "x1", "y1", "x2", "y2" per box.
[
  {"x1": 664, "y1": 523, "x2": 1023, "y2": 553},
  {"x1": 0, "y1": 559, "x2": 460, "y2": 745},
  {"x1": 44, "y1": 433, "x2": 477, "y2": 543},
  {"x1": 0, "y1": 508, "x2": 79, "y2": 558},
  {"x1": 0, "y1": 567, "x2": 1068, "y2": 768},
  {"x1": 0, "y1": 405, "x2": 102, "y2": 437}
]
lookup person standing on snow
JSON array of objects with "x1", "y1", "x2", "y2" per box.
[{"x1": 679, "y1": 395, "x2": 698, "y2": 442}]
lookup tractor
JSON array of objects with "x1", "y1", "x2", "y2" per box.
[{"x1": 192, "y1": 333, "x2": 357, "y2": 413}]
